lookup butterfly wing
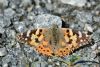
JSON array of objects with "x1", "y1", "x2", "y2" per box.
[
  {"x1": 16, "y1": 28, "x2": 54, "y2": 56},
  {"x1": 55, "y1": 28, "x2": 90, "y2": 57}
]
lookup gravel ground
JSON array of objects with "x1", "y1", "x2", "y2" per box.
[{"x1": 0, "y1": 0, "x2": 100, "y2": 67}]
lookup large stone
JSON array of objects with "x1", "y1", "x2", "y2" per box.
[{"x1": 33, "y1": 14, "x2": 62, "y2": 28}]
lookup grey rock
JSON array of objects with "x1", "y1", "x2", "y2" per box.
[
  {"x1": 46, "y1": 3, "x2": 53, "y2": 11},
  {"x1": 34, "y1": 0, "x2": 40, "y2": 8},
  {"x1": 33, "y1": 8, "x2": 49, "y2": 15},
  {"x1": 76, "y1": 11, "x2": 93, "y2": 23},
  {"x1": 2, "y1": 55, "x2": 12, "y2": 63},
  {"x1": 93, "y1": 16, "x2": 100, "y2": 22},
  {"x1": 60, "y1": 0, "x2": 87, "y2": 7},
  {"x1": 48, "y1": 65, "x2": 53, "y2": 67},
  {"x1": 5, "y1": 29, "x2": 16, "y2": 38},
  {"x1": 34, "y1": 14, "x2": 62, "y2": 28},
  {"x1": 33, "y1": 62, "x2": 46, "y2": 67},
  {"x1": 0, "y1": 15, "x2": 11, "y2": 27},
  {"x1": 3, "y1": 18, "x2": 11, "y2": 27},
  {"x1": 86, "y1": 2, "x2": 91, "y2": 8},
  {"x1": 20, "y1": 0, "x2": 32, "y2": 8},
  {"x1": 84, "y1": 24, "x2": 93, "y2": 32},
  {"x1": 2, "y1": 54, "x2": 17, "y2": 67},
  {"x1": 4, "y1": 8, "x2": 15, "y2": 19},
  {"x1": 95, "y1": 4, "x2": 100, "y2": 13},
  {"x1": 0, "y1": 47, "x2": 7, "y2": 56},
  {"x1": 17, "y1": 59, "x2": 27, "y2": 67},
  {"x1": 92, "y1": 29, "x2": 100, "y2": 41},
  {"x1": 0, "y1": 0, "x2": 8, "y2": 8},
  {"x1": 9, "y1": 0, "x2": 21, "y2": 8},
  {"x1": 23, "y1": 44, "x2": 38, "y2": 59},
  {"x1": 14, "y1": 21, "x2": 27, "y2": 32},
  {"x1": 12, "y1": 9, "x2": 26, "y2": 21},
  {"x1": 27, "y1": 12, "x2": 35, "y2": 20},
  {"x1": 0, "y1": 16, "x2": 4, "y2": 27},
  {"x1": 2, "y1": 63, "x2": 8, "y2": 67},
  {"x1": 91, "y1": 4, "x2": 100, "y2": 16},
  {"x1": 0, "y1": 26, "x2": 5, "y2": 33}
]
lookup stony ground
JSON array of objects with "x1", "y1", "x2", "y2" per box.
[{"x1": 0, "y1": 0, "x2": 100, "y2": 67}]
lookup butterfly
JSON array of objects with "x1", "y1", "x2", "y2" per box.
[{"x1": 16, "y1": 24, "x2": 91, "y2": 57}]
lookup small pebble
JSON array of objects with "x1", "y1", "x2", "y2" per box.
[
  {"x1": 14, "y1": 21, "x2": 27, "y2": 32},
  {"x1": 84, "y1": 24, "x2": 93, "y2": 32},
  {"x1": 60, "y1": 0, "x2": 87, "y2": 7},
  {"x1": 76, "y1": 11, "x2": 93, "y2": 23},
  {"x1": 0, "y1": 0, "x2": 8, "y2": 8},
  {"x1": 0, "y1": 48, "x2": 7, "y2": 56},
  {"x1": 20, "y1": 0, "x2": 32, "y2": 8},
  {"x1": 91, "y1": 43, "x2": 97, "y2": 50},
  {"x1": 2, "y1": 63, "x2": 8, "y2": 67},
  {"x1": 0, "y1": 26, "x2": 5, "y2": 33},
  {"x1": 4, "y1": 8, "x2": 15, "y2": 18}
]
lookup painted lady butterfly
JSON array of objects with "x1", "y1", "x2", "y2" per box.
[{"x1": 16, "y1": 24, "x2": 91, "y2": 57}]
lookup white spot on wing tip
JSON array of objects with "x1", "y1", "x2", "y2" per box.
[
  {"x1": 86, "y1": 34, "x2": 89, "y2": 37},
  {"x1": 78, "y1": 31, "x2": 82, "y2": 38},
  {"x1": 80, "y1": 39, "x2": 83, "y2": 42},
  {"x1": 84, "y1": 32, "x2": 89, "y2": 37},
  {"x1": 21, "y1": 33, "x2": 23, "y2": 36},
  {"x1": 25, "y1": 38, "x2": 28, "y2": 40}
]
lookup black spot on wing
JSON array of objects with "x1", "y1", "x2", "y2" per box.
[
  {"x1": 22, "y1": 32, "x2": 27, "y2": 38},
  {"x1": 67, "y1": 34, "x2": 71, "y2": 38},
  {"x1": 87, "y1": 31, "x2": 92, "y2": 35},
  {"x1": 71, "y1": 29, "x2": 79, "y2": 36},
  {"x1": 66, "y1": 29, "x2": 69, "y2": 33},
  {"x1": 37, "y1": 33, "x2": 41, "y2": 37},
  {"x1": 35, "y1": 38, "x2": 40, "y2": 43},
  {"x1": 68, "y1": 39, "x2": 73, "y2": 44},
  {"x1": 30, "y1": 29, "x2": 37, "y2": 35},
  {"x1": 39, "y1": 29, "x2": 42, "y2": 32}
]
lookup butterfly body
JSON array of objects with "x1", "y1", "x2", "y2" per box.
[{"x1": 17, "y1": 24, "x2": 90, "y2": 57}]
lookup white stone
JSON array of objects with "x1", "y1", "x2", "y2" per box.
[
  {"x1": 91, "y1": 44, "x2": 97, "y2": 50},
  {"x1": 0, "y1": 48, "x2": 7, "y2": 56},
  {"x1": 60, "y1": 0, "x2": 87, "y2": 7},
  {"x1": 56, "y1": 62, "x2": 60, "y2": 65},
  {"x1": 20, "y1": 0, "x2": 32, "y2": 7},
  {"x1": 98, "y1": 46, "x2": 100, "y2": 50},
  {"x1": 78, "y1": 31, "x2": 82, "y2": 38},
  {"x1": 0, "y1": 0, "x2": 8, "y2": 8},
  {"x1": 84, "y1": 24, "x2": 93, "y2": 32},
  {"x1": 2, "y1": 63, "x2": 8, "y2": 67}
]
